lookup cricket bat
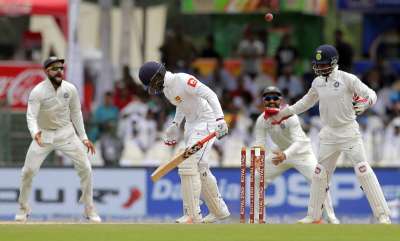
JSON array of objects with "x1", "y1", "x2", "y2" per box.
[{"x1": 151, "y1": 132, "x2": 217, "y2": 182}]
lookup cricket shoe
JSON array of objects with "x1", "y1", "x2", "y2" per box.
[
  {"x1": 378, "y1": 214, "x2": 391, "y2": 224},
  {"x1": 327, "y1": 215, "x2": 340, "y2": 224},
  {"x1": 202, "y1": 201, "x2": 230, "y2": 223},
  {"x1": 176, "y1": 215, "x2": 191, "y2": 223},
  {"x1": 84, "y1": 205, "x2": 102, "y2": 223},
  {"x1": 297, "y1": 216, "x2": 323, "y2": 224},
  {"x1": 175, "y1": 215, "x2": 203, "y2": 224},
  {"x1": 15, "y1": 205, "x2": 31, "y2": 222},
  {"x1": 202, "y1": 209, "x2": 230, "y2": 223}
]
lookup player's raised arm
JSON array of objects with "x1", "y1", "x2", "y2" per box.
[
  {"x1": 272, "y1": 86, "x2": 319, "y2": 124},
  {"x1": 287, "y1": 86, "x2": 319, "y2": 116}
]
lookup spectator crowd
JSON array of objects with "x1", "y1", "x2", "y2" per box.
[{"x1": 78, "y1": 27, "x2": 400, "y2": 168}]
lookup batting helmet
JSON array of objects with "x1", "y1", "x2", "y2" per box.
[
  {"x1": 312, "y1": 44, "x2": 338, "y2": 76},
  {"x1": 138, "y1": 61, "x2": 166, "y2": 94}
]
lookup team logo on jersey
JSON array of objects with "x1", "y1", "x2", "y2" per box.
[
  {"x1": 315, "y1": 166, "x2": 321, "y2": 174},
  {"x1": 333, "y1": 81, "x2": 340, "y2": 88},
  {"x1": 64, "y1": 93, "x2": 69, "y2": 98},
  {"x1": 316, "y1": 51, "x2": 322, "y2": 61},
  {"x1": 358, "y1": 165, "x2": 367, "y2": 173},
  {"x1": 280, "y1": 123, "x2": 286, "y2": 129},
  {"x1": 175, "y1": 96, "x2": 182, "y2": 103}
]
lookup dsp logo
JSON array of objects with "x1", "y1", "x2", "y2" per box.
[{"x1": 122, "y1": 188, "x2": 142, "y2": 208}]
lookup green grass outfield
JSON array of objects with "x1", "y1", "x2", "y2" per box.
[{"x1": 1, "y1": 224, "x2": 399, "y2": 241}]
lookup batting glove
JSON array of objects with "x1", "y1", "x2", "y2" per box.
[
  {"x1": 164, "y1": 122, "x2": 180, "y2": 146},
  {"x1": 216, "y1": 117, "x2": 228, "y2": 139},
  {"x1": 353, "y1": 96, "x2": 371, "y2": 116}
]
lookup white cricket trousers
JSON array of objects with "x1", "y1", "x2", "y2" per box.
[
  {"x1": 254, "y1": 152, "x2": 336, "y2": 219},
  {"x1": 307, "y1": 137, "x2": 390, "y2": 220},
  {"x1": 18, "y1": 124, "x2": 94, "y2": 207}
]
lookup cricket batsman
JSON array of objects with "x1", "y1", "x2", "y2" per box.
[
  {"x1": 15, "y1": 57, "x2": 101, "y2": 223},
  {"x1": 271, "y1": 45, "x2": 391, "y2": 224},
  {"x1": 253, "y1": 86, "x2": 339, "y2": 224},
  {"x1": 139, "y1": 61, "x2": 230, "y2": 223}
]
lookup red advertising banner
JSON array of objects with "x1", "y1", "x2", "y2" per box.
[{"x1": 0, "y1": 62, "x2": 46, "y2": 109}]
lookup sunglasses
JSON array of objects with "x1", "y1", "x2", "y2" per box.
[
  {"x1": 49, "y1": 66, "x2": 64, "y2": 71},
  {"x1": 263, "y1": 96, "x2": 281, "y2": 101}
]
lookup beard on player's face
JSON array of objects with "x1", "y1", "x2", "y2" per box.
[
  {"x1": 264, "y1": 99, "x2": 280, "y2": 108},
  {"x1": 49, "y1": 74, "x2": 62, "y2": 86},
  {"x1": 46, "y1": 66, "x2": 63, "y2": 86}
]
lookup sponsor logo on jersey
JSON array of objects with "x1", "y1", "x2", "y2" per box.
[
  {"x1": 64, "y1": 93, "x2": 69, "y2": 98},
  {"x1": 187, "y1": 78, "x2": 198, "y2": 87},
  {"x1": 175, "y1": 96, "x2": 182, "y2": 103}
]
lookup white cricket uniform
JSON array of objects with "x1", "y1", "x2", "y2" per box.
[
  {"x1": 163, "y1": 71, "x2": 229, "y2": 221},
  {"x1": 18, "y1": 78, "x2": 94, "y2": 208},
  {"x1": 253, "y1": 113, "x2": 336, "y2": 219},
  {"x1": 285, "y1": 67, "x2": 377, "y2": 170},
  {"x1": 254, "y1": 114, "x2": 317, "y2": 180},
  {"x1": 282, "y1": 67, "x2": 390, "y2": 221}
]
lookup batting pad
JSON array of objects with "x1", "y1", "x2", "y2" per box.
[
  {"x1": 308, "y1": 164, "x2": 329, "y2": 220},
  {"x1": 355, "y1": 162, "x2": 390, "y2": 218},
  {"x1": 323, "y1": 191, "x2": 336, "y2": 220},
  {"x1": 180, "y1": 173, "x2": 202, "y2": 222},
  {"x1": 200, "y1": 169, "x2": 230, "y2": 218}
]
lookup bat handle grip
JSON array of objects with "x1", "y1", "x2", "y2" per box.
[{"x1": 198, "y1": 132, "x2": 217, "y2": 146}]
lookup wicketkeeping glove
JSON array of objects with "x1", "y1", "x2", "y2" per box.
[
  {"x1": 263, "y1": 107, "x2": 280, "y2": 120},
  {"x1": 216, "y1": 117, "x2": 228, "y2": 139},
  {"x1": 164, "y1": 122, "x2": 180, "y2": 146},
  {"x1": 353, "y1": 96, "x2": 371, "y2": 116}
]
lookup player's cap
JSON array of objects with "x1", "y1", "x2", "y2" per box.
[
  {"x1": 262, "y1": 86, "x2": 282, "y2": 97},
  {"x1": 43, "y1": 56, "x2": 64, "y2": 69}
]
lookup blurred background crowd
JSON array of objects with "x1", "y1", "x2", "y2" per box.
[{"x1": 0, "y1": 0, "x2": 400, "y2": 167}]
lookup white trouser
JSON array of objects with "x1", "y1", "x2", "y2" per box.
[
  {"x1": 254, "y1": 152, "x2": 336, "y2": 219},
  {"x1": 18, "y1": 124, "x2": 93, "y2": 208},
  {"x1": 307, "y1": 137, "x2": 389, "y2": 220},
  {"x1": 317, "y1": 137, "x2": 369, "y2": 181},
  {"x1": 178, "y1": 121, "x2": 227, "y2": 220}
]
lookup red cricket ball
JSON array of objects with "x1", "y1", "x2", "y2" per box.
[{"x1": 265, "y1": 13, "x2": 273, "y2": 22}]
